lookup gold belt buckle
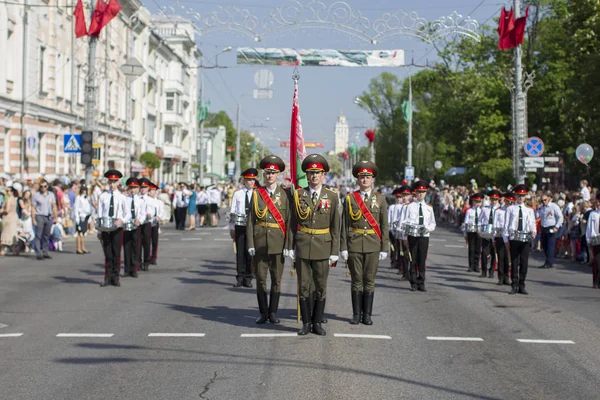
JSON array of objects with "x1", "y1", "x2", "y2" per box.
[{"x1": 363, "y1": 227, "x2": 368, "y2": 235}]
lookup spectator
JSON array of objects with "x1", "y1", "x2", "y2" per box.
[
  {"x1": 18, "y1": 190, "x2": 34, "y2": 253},
  {"x1": 580, "y1": 180, "x2": 591, "y2": 202},
  {"x1": 158, "y1": 188, "x2": 172, "y2": 225},
  {"x1": 196, "y1": 186, "x2": 208, "y2": 227},
  {"x1": 187, "y1": 185, "x2": 197, "y2": 231},
  {"x1": 208, "y1": 185, "x2": 221, "y2": 227},
  {"x1": 50, "y1": 217, "x2": 65, "y2": 252},
  {"x1": 74, "y1": 185, "x2": 92, "y2": 254},
  {"x1": 32, "y1": 179, "x2": 58, "y2": 260},
  {"x1": 0, "y1": 185, "x2": 19, "y2": 256}
]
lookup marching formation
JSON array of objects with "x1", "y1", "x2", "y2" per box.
[
  {"x1": 96, "y1": 170, "x2": 163, "y2": 287},
  {"x1": 229, "y1": 154, "x2": 437, "y2": 336}
]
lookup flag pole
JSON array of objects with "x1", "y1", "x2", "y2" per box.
[{"x1": 291, "y1": 67, "x2": 301, "y2": 323}]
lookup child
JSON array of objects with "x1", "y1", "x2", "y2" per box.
[{"x1": 51, "y1": 217, "x2": 65, "y2": 252}]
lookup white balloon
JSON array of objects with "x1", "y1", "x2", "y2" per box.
[
  {"x1": 576, "y1": 143, "x2": 594, "y2": 165},
  {"x1": 434, "y1": 161, "x2": 443, "y2": 170}
]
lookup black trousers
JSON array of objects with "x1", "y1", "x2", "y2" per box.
[
  {"x1": 399, "y1": 240, "x2": 410, "y2": 275},
  {"x1": 102, "y1": 228, "x2": 123, "y2": 282},
  {"x1": 151, "y1": 223, "x2": 159, "y2": 262},
  {"x1": 175, "y1": 207, "x2": 187, "y2": 230},
  {"x1": 235, "y1": 225, "x2": 252, "y2": 283},
  {"x1": 480, "y1": 238, "x2": 496, "y2": 274},
  {"x1": 467, "y1": 232, "x2": 482, "y2": 271},
  {"x1": 123, "y1": 228, "x2": 141, "y2": 273},
  {"x1": 509, "y1": 240, "x2": 530, "y2": 286},
  {"x1": 389, "y1": 232, "x2": 398, "y2": 266},
  {"x1": 408, "y1": 236, "x2": 429, "y2": 284},
  {"x1": 495, "y1": 238, "x2": 509, "y2": 282},
  {"x1": 140, "y1": 222, "x2": 151, "y2": 264}
]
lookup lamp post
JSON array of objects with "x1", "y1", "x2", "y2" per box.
[{"x1": 199, "y1": 46, "x2": 232, "y2": 185}]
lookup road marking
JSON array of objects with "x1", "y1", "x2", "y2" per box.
[
  {"x1": 56, "y1": 333, "x2": 114, "y2": 338},
  {"x1": 241, "y1": 333, "x2": 298, "y2": 338},
  {"x1": 214, "y1": 238, "x2": 231, "y2": 241},
  {"x1": 181, "y1": 238, "x2": 203, "y2": 241},
  {"x1": 333, "y1": 334, "x2": 392, "y2": 339},
  {"x1": 445, "y1": 245, "x2": 465, "y2": 248},
  {"x1": 0, "y1": 333, "x2": 23, "y2": 338},
  {"x1": 427, "y1": 336, "x2": 484, "y2": 341},
  {"x1": 148, "y1": 333, "x2": 205, "y2": 337},
  {"x1": 430, "y1": 238, "x2": 447, "y2": 242},
  {"x1": 517, "y1": 339, "x2": 575, "y2": 344},
  {"x1": 162, "y1": 233, "x2": 182, "y2": 236},
  {"x1": 161, "y1": 238, "x2": 170, "y2": 241}
]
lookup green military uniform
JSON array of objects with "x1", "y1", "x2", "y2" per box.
[
  {"x1": 340, "y1": 161, "x2": 389, "y2": 325},
  {"x1": 247, "y1": 156, "x2": 291, "y2": 324},
  {"x1": 292, "y1": 154, "x2": 340, "y2": 336}
]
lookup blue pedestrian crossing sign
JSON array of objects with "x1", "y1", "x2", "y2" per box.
[
  {"x1": 524, "y1": 137, "x2": 544, "y2": 157},
  {"x1": 63, "y1": 134, "x2": 82, "y2": 153}
]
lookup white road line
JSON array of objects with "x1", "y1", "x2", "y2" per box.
[
  {"x1": 333, "y1": 334, "x2": 392, "y2": 339},
  {"x1": 181, "y1": 238, "x2": 203, "y2": 241},
  {"x1": 430, "y1": 238, "x2": 447, "y2": 242},
  {"x1": 214, "y1": 238, "x2": 231, "y2": 241},
  {"x1": 517, "y1": 339, "x2": 575, "y2": 344},
  {"x1": 445, "y1": 245, "x2": 465, "y2": 248},
  {"x1": 427, "y1": 336, "x2": 484, "y2": 341},
  {"x1": 241, "y1": 333, "x2": 298, "y2": 338},
  {"x1": 56, "y1": 333, "x2": 114, "y2": 338},
  {"x1": 162, "y1": 233, "x2": 182, "y2": 236},
  {"x1": 148, "y1": 333, "x2": 205, "y2": 337},
  {"x1": 0, "y1": 333, "x2": 24, "y2": 338},
  {"x1": 161, "y1": 238, "x2": 170, "y2": 241}
]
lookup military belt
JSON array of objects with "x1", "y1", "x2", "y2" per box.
[
  {"x1": 257, "y1": 221, "x2": 280, "y2": 229},
  {"x1": 350, "y1": 227, "x2": 376, "y2": 235},
  {"x1": 298, "y1": 226, "x2": 330, "y2": 235}
]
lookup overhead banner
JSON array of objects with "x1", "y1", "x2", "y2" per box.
[{"x1": 238, "y1": 48, "x2": 404, "y2": 67}]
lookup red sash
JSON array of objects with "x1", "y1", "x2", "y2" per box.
[
  {"x1": 352, "y1": 191, "x2": 382, "y2": 241},
  {"x1": 258, "y1": 188, "x2": 286, "y2": 235}
]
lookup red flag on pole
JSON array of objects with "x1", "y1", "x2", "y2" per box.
[
  {"x1": 88, "y1": 0, "x2": 122, "y2": 37},
  {"x1": 513, "y1": 6, "x2": 530, "y2": 46},
  {"x1": 497, "y1": 7, "x2": 516, "y2": 50},
  {"x1": 74, "y1": 0, "x2": 88, "y2": 38},
  {"x1": 290, "y1": 78, "x2": 308, "y2": 188}
]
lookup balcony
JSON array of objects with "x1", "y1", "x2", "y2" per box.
[
  {"x1": 162, "y1": 112, "x2": 185, "y2": 127},
  {"x1": 162, "y1": 143, "x2": 182, "y2": 159},
  {"x1": 163, "y1": 79, "x2": 184, "y2": 95}
]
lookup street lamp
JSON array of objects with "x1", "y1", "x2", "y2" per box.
[{"x1": 199, "y1": 46, "x2": 233, "y2": 185}]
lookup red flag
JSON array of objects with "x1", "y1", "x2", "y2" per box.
[
  {"x1": 513, "y1": 6, "x2": 530, "y2": 46},
  {"x1": 88, "y1": 0, "x2": 122, "y2": 37},
  {"x1": 74, "y1": 0, "x2": 88, "y2": 38},
  {"x1": 497, "y1": 7, "x2": 516, "y2": 50},
  {"x1": 365, "y1": 129, "x2": 376, "y2": 143},
  {"x1": 290, "y1": 80, "x2": 308, "y2": 188}
]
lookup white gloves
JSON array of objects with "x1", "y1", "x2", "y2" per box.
[
  {"x1": 340, "y1": 251, "x2": 349, "y2": 261},
  {"x1": 248, "y1": 248, "x2": 256, "y2": 256},
  {"x1": 288, "y1": 250, "x2": 295, "y2": 261},
  {"x1": 329, "y1": 255, "x2": 339, "y2": 266},
  {"x1": 379, "y1": 252, "x2": 388, "y2": 261},
  {"x1": 283, "y1": 249, "x2": 289, "y2": 257}
]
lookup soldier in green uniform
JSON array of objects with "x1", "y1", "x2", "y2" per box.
[
  {"x1": 290, "y1": 154, "x2": 340, "y2": 336},
  {"x1": 247, "y1": 156, "x2": 292, "y2": 324},
  {"x1": 340, "y1": 161, "x2": 389, "y2": 325}
]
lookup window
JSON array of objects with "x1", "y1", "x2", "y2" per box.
[
  {"x1": 39, "y1": 46, "x2": 47, "y2": 94},
  {"x1": 6, "y1": 23, "x2": 15, "y2": 91},
  {"x1": 76, "y1": 65, "x2": 85, "y2": 105},
  {"x1": 64, "y1": 57, "x2": 72, "y2": 101},
  {"x1": 147, "y1": 116, "x2": 156, "y2": 143},
  {"x1": 166, "y1": 92, "x2": 175, "y2": 111},
  {"x1": 165, "y1": 125, "x2": 174, "y2": 144},
  {"x1": 55, "y1": 53, "x2": 63, "y2": 98}
]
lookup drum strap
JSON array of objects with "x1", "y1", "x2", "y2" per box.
[
  {"x1": 352, "y1": 192, "x2": 382, "y2": 241},
  {"x1": 488, "y1": 208, "x2": 493, "y2": 224},
  {"x1": 131, "y1": 196, "x2": 135, "y2": 218}
]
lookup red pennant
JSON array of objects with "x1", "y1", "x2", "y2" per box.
[
  {"x1": 74, "y1": 0, "x2": 88, "y2": 38},
  {"x1": 513, "y1": 6, "x2": 530, "y2": 46},
  {"x1": 88, "y1": 0, "x2": 122, "y2": 37}
]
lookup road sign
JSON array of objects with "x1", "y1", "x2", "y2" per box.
[
  {"x1": 523, "y1": 157, "x2": 544, "y2": 168},
  {"x1": 544, "y1": 167, "x2": 559, "y2": 173},
  {"x1": 227, "y1": 161, "x2": 234, "y2": 178},
  {"x1": 63, "y1": 134, "x2": 82, "y2": 153},
  {"x1": 92, "y1": 143, "x2": 101, "y2": 165},
  {"x1": 544, "y1": 156, "x2": 559, "y2": 162},
  {"x1": 524, "y1": 137, "x2": 544, "y2": 157},
  {"x1": 525, "y1": 168, "x2": 538, "y2": 172},
  {"x1": 405, "y1": 166, "x2": 415, "y2": 181}
]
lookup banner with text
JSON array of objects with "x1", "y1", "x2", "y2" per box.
[{"x1": 238, "y1": 48, "x2": 404, "y2": 67}]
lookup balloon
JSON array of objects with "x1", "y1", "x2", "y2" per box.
[
  {"x1": 434, "y1": 161, "x2": 442, "y2": 170},
  {"x1": 576, "y1": 143, "x2": 594, "y2": 165}
]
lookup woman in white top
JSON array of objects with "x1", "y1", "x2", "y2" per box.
[
  {"x1": 196, "y1": 186, "x2": 209, "y2": 227},
  {"x1": 157, "y1": 188, "x2": 172, "y2": 225},
  {"x1": 74, "y1": 185, "x2": 93, "y2": 254}
]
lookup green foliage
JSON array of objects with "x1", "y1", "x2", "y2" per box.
[
  {"x1": 139, "y1": 152, "x2": 160, "y2": 169},
  {"x1": 323, "y1": 153, "x2": 343, "y2": 177},
  {"x1": 357, "y1": 1, "x2": 600, "y2": 187}
]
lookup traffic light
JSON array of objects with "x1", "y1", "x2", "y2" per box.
[{"x1": 81, "y1": 130, "x2": 93, "y2": 167}]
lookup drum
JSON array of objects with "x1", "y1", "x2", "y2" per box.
[
  {"x1": 234, "y1": 214, "x2": 247, "y2": 226},
  {"x1": 96, "y1": 217, "x2": 118, "y2": 232},
  {"x1": 403, "y1": 223, "x2": 427, "y2": 237},
  {"x1": 478, "y1": 224, "x2": 494, "y2": 239},
  {"x1": 493, "y1": 227, "x2": 504, "y2": 238},
  {"x1": 151, "y1": 217, "x2": 158, "y2": 227},
  {"x1": 589, "y1": 235, "x2": 600, "y2": 247},
  {"x1": 462, "y1": 223, "x2": 478, "y2": 233},
  {"x1": 123, "y1": 220, "x2": 136, "y2": 231},
  {"x1": 509, "y1": 230, "x2": 533, "y2": 242}
]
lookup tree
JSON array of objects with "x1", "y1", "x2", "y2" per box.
[
  {"x1": 323, "y1": 153, "x2": 343, "y2": 177},
  {"x1": 139, "y1": 151, "x2": 160, "y2": 169},
  {"x1": 205, "y1": 111, "x2": 236, "y2": 159}
]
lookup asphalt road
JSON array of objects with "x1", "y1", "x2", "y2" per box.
[{"x1": 1, "y1": 218, "x2": 600, "y2": 400}]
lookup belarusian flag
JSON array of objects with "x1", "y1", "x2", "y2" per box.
[{"x1": 290, "y1": 79, "x2": 308, "y2": 188}]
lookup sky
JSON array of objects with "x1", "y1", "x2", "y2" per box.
[{"x1": 145, "y1": 0, "x2": 507, "y2": 158}]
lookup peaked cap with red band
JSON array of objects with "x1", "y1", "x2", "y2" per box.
[
  {"x1": 259, "y1": 155, "x2": 285, "y2": 173},
  {"x1": 126, "y1": 178, "x2": 140, "y2": 187},
  {"x1": 149, "y1": 182, "x2": 159, "y2": 190},
  {"x1": 413, "y1": 180, "x2": 429, "y2": 192},
  {"x1": 488, "y1": 190, "x2": 502, "y2": 199},
  {"x1": 352, "y1": 160, "x2": 379, "y2": 178},
  {"x1": 241, "y1": 168, "x2": 258, "y2": 179},
  {"x1": 471, "y1": 193, "x2": 484, "y2": 202},
  {"x1": 301, "y1": 154, "x2": 330, "y2": 173},
  {"x1": 104, "y1": 169, "x2": 122, "y2": 181},
  {"x1": 138, "y1": 178, "x2": 150, "y2": 187},
  {"x1": 503, "y1": 192, "x2": 515, "y2": 202},
  {"x1": 512, "y1": 184, "x2": 529, "y2": 195}
]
